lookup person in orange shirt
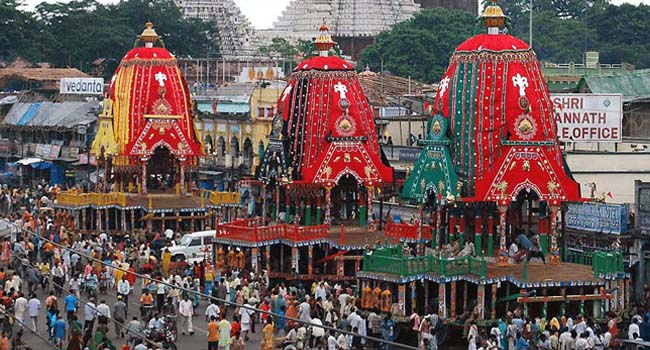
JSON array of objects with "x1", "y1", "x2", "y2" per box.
[
  {"x1": 207, "y1": 316, "x2": 219, "y2": 350},
  {"x1": 0, "y1": 331, "x2": 9, "y2": 350}
]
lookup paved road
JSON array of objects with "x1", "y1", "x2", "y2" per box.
[{"x1": 18, "y1": 282, "x2": 265, "y2": 350}]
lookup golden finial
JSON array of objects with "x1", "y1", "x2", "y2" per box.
[
  {"x1": 314, "y1": 19, "x2": 336, "y2": 53},
  {"x1": 139, "y1": 22, "x2": 160, "y2": 43},
  {"x1": 481, "y1": 0, "x2": 506, "y2": 30}
]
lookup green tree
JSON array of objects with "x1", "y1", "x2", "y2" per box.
[
  {"x1": 0, "y1": 0, "x2": 53, "y2": 61},
  {"x1": 358, "y1": 8, "x2": 474, "y2": 83}
]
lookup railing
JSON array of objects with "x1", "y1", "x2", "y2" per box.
[
  {"x1": 363, "y1": 248, "x2": 487, "y2": 278},
  {"x1": 216, "y1": 219, "x2": 328, "y2": 244},
  {"x1": 56, "y1": 191, "x2": 128, "y2": 207},
  {"x1": 592, "y1": 250, "x2": 624, "y2": 276},
  {"x1": 564, "y1": 249, "x2": 624, "y2": 276},
  {"x1": 384, "y1": 222, "x2": 433, "y2": 241},
  {"x1": 202, "y1": 190, "x2": 240, "y2": 205},
  {"x1": 564, "y1": 249, "x2": 594, "y2": 266}
]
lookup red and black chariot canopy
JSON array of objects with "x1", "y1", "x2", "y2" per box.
[{"x1": 260, "y1": 23, "x2": 393, "y2": 187}]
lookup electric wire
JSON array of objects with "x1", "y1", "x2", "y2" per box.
[
  {"x1": 6, "y1": 220, "x2": 418, "y2": 350},
  {"x1": 11, "y1": 252, "x2": 167, "y2": 350},
  {"x1": 0, "y1": 301, "x2": 58, "y2": 350}
]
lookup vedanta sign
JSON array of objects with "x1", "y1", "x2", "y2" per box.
[
  {"x1": 551, "y1": 93, "x2": 623, "y2": 142},
  {"x1": 60, "y1": 78, "x2": 104, "y2": 95}
]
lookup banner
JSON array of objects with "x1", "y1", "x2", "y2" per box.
[
  {"x1": 60, "y1": 78, "x2": 104, "y2": 95},
  {"x1": 566, "y1": 202, "x2": 628, "y2": 235},
  {"x1": 551, "y1": 93, "x2": 623, "y2": 142}
]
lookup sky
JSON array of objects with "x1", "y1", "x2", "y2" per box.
[{"x1": 19, "y1": 0, "x2": 648, "y2": 29}]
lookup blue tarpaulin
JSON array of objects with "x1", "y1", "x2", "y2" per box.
[
  {"x1": 50, "y1": 164, "x2": 64, "y2": 185},
  {"x1": 17, "y1": 102, "x2": 41, "y2": 126}
]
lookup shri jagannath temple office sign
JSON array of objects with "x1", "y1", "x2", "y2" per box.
[{"x1": 566, "y1": 202, "x2": 628, "y2": 235}]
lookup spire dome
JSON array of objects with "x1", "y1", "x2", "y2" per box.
[
  {"x1": 314, "y1": 20, "x2": 336, "y2": 55},
  {"x1": 481, "y1": 0, "x2": 506, "y2": 34},
  {"x1": 138, "y1": 22, "x2": 163, "y2": 48}
]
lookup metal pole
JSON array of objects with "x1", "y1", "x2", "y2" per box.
[{"x1": 529, "y1": 0, "x2": 533, "y2": 47}]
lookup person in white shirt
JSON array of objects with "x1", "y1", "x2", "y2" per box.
[
  {"x1": 14, "y1": 292, "x2": 27, "y2": 329},
  {"x1": 178, "y1": 295, "x2": 194, "y2": 335},
  {"x1": 239, "y1": 299, "x2": 254, "y2": 340},
  {"x1": 299, "y1": 298, "x2": 312, "y2": 324},
  {"x1": 327, "y1": 331, "x2": 337, "y2": 350},
  {"x1": 96, "y1": 299, "x2": 111, "y2": 327},
  {"x1": 27, "y1": 293, "x2": 40, "y2": 332},
  {"x1": 84, "y1": 298, "x2": 97, "y2": 331},
  {"x1": 205, "y1": 299, "x2": 220, "y2": 322},
  {"x1": 629, "y1": 318, "x2": 641, "y2": 340},
  {"x1": 337, "y1": 332, "x2": 348, "y2": 350},
  {"x1": 117, "y1": 277, "x2": 131, "y2": 306}
]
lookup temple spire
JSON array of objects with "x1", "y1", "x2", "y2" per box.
[
  {"x1": 314, "y1": 19, "x2": 336, "y2": 56},
  {"x1": 481, "y1": 0, "x2": 506, "y2": 35},
  {"x1": 138, "y1": 22, "x2": 162, "y2": 48}
]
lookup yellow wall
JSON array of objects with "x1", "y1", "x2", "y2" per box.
[{"x1": 250, "y1": 82, "x2": 286, "y2": 170}]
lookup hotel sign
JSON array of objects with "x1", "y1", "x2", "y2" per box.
[
  {"x1": 551, "y1": 93, "x2": 623, "y2": 142},
  {"x1": 566, "y1": 202, "x2": 628, "y2": 235}
]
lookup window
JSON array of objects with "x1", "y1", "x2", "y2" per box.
[
  {"x1": 204, "y1": 236, "x2": 213, "y2": 245},
  {"x1": 189, "y1": 238, "x2": 202, "y2": 247}
]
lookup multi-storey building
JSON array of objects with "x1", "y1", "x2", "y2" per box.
[{"x1": 174, "y1": 0, "x2": 258, "y2": 57}]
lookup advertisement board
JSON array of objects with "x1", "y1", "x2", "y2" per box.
[
  {"x1": 551, "y1": 93, "x2": 623, "y2": 142},
  {"x1": 566, "y1": 202, "x2": 628, "y2": 235},
  {"x1": 636, "y1": 180, "x2": 650, "y2": 235},
  {"x1": 60, "y1": 78, "x2": 104, "y2": 95}
]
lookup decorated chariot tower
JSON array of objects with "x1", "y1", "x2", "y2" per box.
[
  {"x1": 93, "y1": 22, "x2": 203, "y2": 195},
  {"x1": 404, "y1": 0, "x2": 581, "y2": 265},
  {"x1": 258, "y1": 22, "x2": 393, "y2": 229}
]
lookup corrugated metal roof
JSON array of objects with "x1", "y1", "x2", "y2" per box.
[
  {"x1": 4, "y1": 101, "x2": 98, "y2": 128},
  {"x1": 580, "y1": 69, "x2": 650, "y2": 102}
]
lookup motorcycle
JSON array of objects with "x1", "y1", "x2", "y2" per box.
[{"x1": 145, "y1": 315, "x2": 177, "y2": 350}]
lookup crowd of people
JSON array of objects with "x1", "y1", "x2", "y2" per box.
[{"x1": 0, "y1": 183, "x2": 648, "y2": 350}]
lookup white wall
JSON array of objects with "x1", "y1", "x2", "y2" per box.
[{"x1": 565, "y1": 152, "x2": 650, "y2": 204}]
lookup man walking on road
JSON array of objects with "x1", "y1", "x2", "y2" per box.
[
  {"x1": 117, "y1": 276, "x2": 130, "y2": 307},
  {"x1": 27, "y1": 293, "x2": 40, "y2": 332},
  {"x1": 64, "y1": 289, "x2": 77, "y2": 323},
  {"x1": 179, "y1": 295, "x2": 194, "y2": 336},
  {"x1": 14, "y1": 292, "x2": 27, "y2": 329},
  {"x1": 127, "y1": 316, "x2": 143, "y2": 347},
  {"x1": 84, "y1": 297, "x2": 97, "y2": 332},
  {"x1": 114, "y1": 295, "x2": 127, "y2": 338},
  {"x1": 207, "y1": 316, "x2": 219, "y2": 350}
]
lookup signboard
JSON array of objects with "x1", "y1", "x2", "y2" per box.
[
  {"x1": 566, "y1": 202, "x2": 628, "y2": 235},
  {"x1": 60, "y1": 78, "x2": 104, "y2": 95},
  {"x1": 636, "y1": 180, "x2": 650, "y2": 235},
  {"x1": 399, "y1": 148, "x2": 420, "y2": 162},
  {"x1": 551, "y1": 93, "x2": 623, "y2": 142}
]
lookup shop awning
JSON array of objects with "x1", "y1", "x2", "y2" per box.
[{"x1": 16, "y1": 157, "x2": 43, "y2": 166}]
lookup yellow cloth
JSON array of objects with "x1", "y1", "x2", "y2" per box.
[{"x1": 162, "y1": 251, "x2": 171, "y2": 275}]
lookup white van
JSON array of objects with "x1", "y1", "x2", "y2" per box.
[{"x1": 168, "y1": 230, "x2": 215, "y2": 262}]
